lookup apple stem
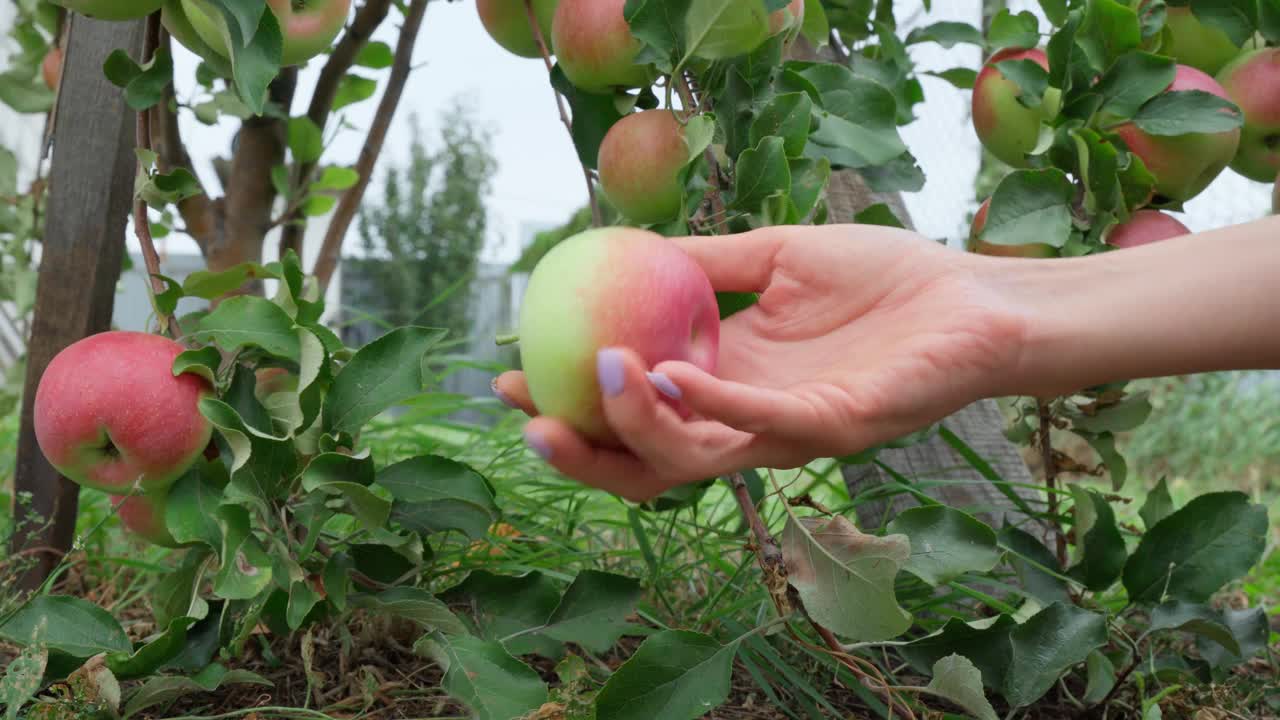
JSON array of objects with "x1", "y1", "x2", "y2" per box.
[{"x1": 494, "y1": 334, "x2": 520, "y2": 346}]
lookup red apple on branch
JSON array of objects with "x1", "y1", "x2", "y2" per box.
[
  {"x1": 112, "y1": 493, "x2": 183, "y2": 548},
  {"x1": 181, "y1": 0, "x2": 351, "y2": 67},
  {"x1": 476, "y1": 0, "x2": 559, "y2": 59},
  {"x1": 965, "y1": 198, "x2": 1057, "y2": 258},
  {"x1": 34, "y1": 331, "x2": 214, "y2": 495},
  {"x1": 49, "y1": 0, "x2": 163, "y2": 21},
  {"x1": 551, "y1": 0, "x2": 652, "y2": 93},
  {"x1": 516, "y1": 227, "x2": 720, "y2": 444},
  {"x1": 1104, "y1": 210, "x2": 1190, "y2": 249},
  {"x1": 598, "y1": 110, "x2": 692, "y2": 224},
  {"x1": 1216, "y1": 48, "x2": 1280, "y2": 184},
  {"x1": 972, "y1": 47, "x2": 1060, "y2": 168}
]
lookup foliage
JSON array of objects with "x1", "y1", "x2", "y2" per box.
[{"x1": 348, "y1": 102, "x2": 497, "y2": 338}]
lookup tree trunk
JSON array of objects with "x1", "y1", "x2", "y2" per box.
[{"x1": 10, "y1": 13, "x2": 144, "y2": 591}]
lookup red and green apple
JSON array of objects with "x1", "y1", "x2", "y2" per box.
[
  {"x1": 476, "y1": 0, "x2": 559, "y2": 59},
  {"x1": 181, "y1": 0, "x2": 350, "y2": 67},
  {"x1": 597, "y1": 110, "x2": 693, "y2": 224},
  {"x1": 1216, "y1": 48, "x2": 1280, "y2": 183},
  {"x1": 551, "y1": 0, "x2": 652, "y2": 93}
]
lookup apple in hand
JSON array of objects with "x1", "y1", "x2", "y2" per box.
[
  {"x1": 1112, "y1": 64, "x2": 1240, "y2": 203},
  {"x1": 965, "y1": 198, "x2": 1057, "y2": 258},
  {"x1": 1104, "y1": 210, "x2": 1190, "y2": 249},
  {"x1": 34, "y1": 331, "x2": 214, "y2": 495},
  {"x1": 42, "y1": 47, "x2": 62, "y2": 91},
  {"x1": 517, "y1": 227, "x2": 720, "y2": 444},
  {"x1": 1146, "y1": 4, "x2": 1244, "y2": 76},
  {"x1": 1216, "y1": 48, "x2": 1280, "y2": 183},
  {"x1": 476, "y1": 0, "x2": 558, "y2": 59},
  {"x1": 598, "y1": 110, "x2": 694, "y2": 224},
  {"x1": 971, "y1": 47, "x2": 1059, "y2": 168},
  {"x1": 181, "y1": 0, "x2": 350, "y2": 67},
  {"x1": 551, "y1": 0, "x2": 652, "y2": 93},
  {"x1": 49, "y1": 0, "x2": 164, "y2": 21},
  {"x1": 112, "y1": 493, "x2": 183, "y2": 548}
]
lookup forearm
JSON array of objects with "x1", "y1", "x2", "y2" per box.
[{"x1": 990, "y1": 215, "x2": 1280, "y2": 398}]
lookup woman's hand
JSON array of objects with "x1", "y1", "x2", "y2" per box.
[{"x1": 492, "y1": 224, "x2": 1030, "y2": 501}]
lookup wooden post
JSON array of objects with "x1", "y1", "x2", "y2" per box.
[{"x1": 10, "y1": 13, "x2": 146, "y2": 591}]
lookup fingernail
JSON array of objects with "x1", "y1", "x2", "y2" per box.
[
  {"x1": 523, "y1": 428, "x2": 552, "y2": 461},
  {"x1": 647, "y1": 372, "x2": 682, "y2": 400},
  {"x1": 491, "y1": 378, "x2": 518, "y2": 408},
  {"x1": 597, "y1": 348, "x2": 625, "y2": 397}
]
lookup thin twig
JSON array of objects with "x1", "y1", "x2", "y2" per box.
[
  {"x1": 134, "y1": 11, "x2": 177, "y2": 337},
  {"x1": 676, "y1": 72, "x2": 727, "y2": 234},
  {"x1": 1037, "y1": 399, "x2": 1067, "y2": 566},
  {"x1": 524, "y1": 0, "x2": 601, "y2": 226},
  {"x1": 312, "y1": 0, "x2": 429, "y2": 290}
]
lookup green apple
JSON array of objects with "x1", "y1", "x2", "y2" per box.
[
  {"x1": 966, "y1": 198, "x2": 1057, "y2": 258},
  {"x1": 181, "y1": 0, "x2": 350, "y2": 67},
  {"x1": 1104, "y1": 209, "x2": 1190, "y2": 249},
  {"x1": 476, "y1": 0, "x2": 559, "y2": 59},
  {"x1": 162, "y1": 0, "x2": 235, "y2": 77},
  {"x1": 1148, "y1": 4, "x2": 1244, "y2": 76},
  {"x1": 551, "y1": 0, "x2": 652, "y2": 93},
  {"x1": 598, "y1": 110, "x2": 694, "y2": 224},
  {"x1": 1216, "y1": 48, "x2": 1280, "y2": 183},
  {"x1": 112, "y1": 493, "x2": 183, "y2": 548},
  {"x1": 517, "y1": 227, "x2": 720, "y2": 444},
  {"x1": 49, "y1": 0, "x2": 163, "y2": 21},
  {"x1": 971, "y1": 47, "x2": 1060, "y2": 168},
  {"x1": 33, "y1": 331, "x2": 214, "y2": 495},
  {"x1": 1112, "y1": 64, "x2": 1241, "y2": 203}
]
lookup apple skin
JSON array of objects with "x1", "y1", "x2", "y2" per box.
[
  {"x1": 1113, "y1": 64, "x2": 1241, "y2": 203},
  {"x1": 49, "y1": 0, "x2": 164, "y2": 21},
  {"x1": 181, "y1": 0, "x2": 351, "y2": 67},
  {"x1": 517, "y1": 227, "x2": 720, "y2": 444},
  {"x1": 1216, "y1": 48, "x2": 1280, "y2": 183},
  {"x1": 476, "y1": 0, "x2": 559, "y2": 59},
  {"x1": 1104, "y1": 210, "x2": 1190, "y2": 249},
  {"x1": 33, "y1": 331, "x2": 214, "y2": 495},
  {"x1": 971, "y1": 47, "x2": 1059, "y2": 168},
  {"x1": 111, "y1": 493, "x2": 183, "y2": 548},
  {"x1": 1149, "y1": 5, "x2": 1243, "y2": 76},
  {"x1": 598, "y1": 110, "x2": 691, "y2": 224},
  {"x1": 966, "y1": 198, "x2": 1057, "y2": 258},
  {"x1": 41, "y1": 47, "x2": 61, "y2": 91},
  {"x1": 551, "y1": 0, "x2": 652, "y2": 93}
]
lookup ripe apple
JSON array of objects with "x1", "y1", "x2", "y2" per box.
[
  {"x1": 49, "y1": 0, "x2": 163, "y2": 21},
  {"x1": 598, "y1": 110, "x2": 694, "y2": 224},
  {"x1": 1104, "y1": 210, "x2": 1190, "y2": 249},
  {"x1": 517, "y1": 227, "x2": 720, "y2": 443},
  {"x1": 111, "y1": 493, "x2": 182, "y2": 548},
  {"x1": 685, "y1": 0, "x2": 803, "y2": 60},
  {"x1": 551, "y1": 0, "x2": 652, "y2": 93},
  {"x1": 1216, "y1": 48, "x2": 1280, "y2": 183},
  {"x1": 476, "y1": 0, "x2": 558, "y2": 59},
  {"x1": 34, "y1": 331, "x2": 214, "y2": 495},
  {"x1": 41, "y1": 47, "x2": 61, "y2": 91},
  {"x1": 965, "y1": 198, "x2": 1057, "y2": 258},
  {"x1": 1112, "y1": 64, "x2": 1240, "y2": 203},
  {"x1": 971, "y1": 47, "x2": 1060, "y2": 168},
  {"x1": 181, "y1": 0, "x2": 350, "y2": 67},
  {"x1": 1147, "y1": 4, "x2": 1243, "y2": 76}
]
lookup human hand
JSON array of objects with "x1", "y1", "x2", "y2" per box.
[{"x1": 493, "y1": 224, "x2": 1031, "y2": 501}]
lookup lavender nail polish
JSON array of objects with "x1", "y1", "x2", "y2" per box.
[
  {"x1": 647, "y1": 372, "x2": 682, "y2": 400},
  {"x1": 491, "y1": 378, "x2": 519, "y2": 408},
  {"x1": 597, "y1": 348, "x2": 626, "y2": 397},
  {"x1": 524, "y1": 428, "x2": 552, "y2": 461}
]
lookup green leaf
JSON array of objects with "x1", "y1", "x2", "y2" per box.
[
  {"x1": 164, "y1": 463, "x2": 225, "y2": 549},
  {"x1": 439, "y1": 570, "x2": 564, "y2": 657},
  {"x1": 1131, "y1": 89, "x2": 1244, "y2": 136},
  {"x1": 332, "y1": 73, "x2": 378, "y2": 111},
  {"x1": 1261, "y1": 0, "x2": 1280, "y2": 44},
  {"x1": 193, "y1": 295, "x2": 300, "y2": 360},
  {"x1": 1064, "y1": 393, "x2": 1152, "y2": 432},
  {"x1": 137, "y1": 167, "x2": 204, "y2": 208},
  {"x1": 800, "y1": 64, "x2": 906, "y2": 168},
  {"x1": 539, "y1": 570, "x2": 642, "y2": 655},
  {"x1": 750, "y1": 92, "x2": 813, "y2": 158},
  {"x1": 417, "y1": 633, "x2": 549, "y2": 720},
  {"x1": 1138, "y1": 477, "x2": 1175, "y2": 530},
  {"x1": 800, "y1": 0, "x2": 829, "y2": 46},
  {"x1": 906, "y1": 21, "x2": 984, "y2": 48},
  {"x1": 302, "y1": 194, "x2": 336, "y2": 216},
  {"x1": 994, "y1": 57, "x2": 1049, "y2": 109},
  {"x1": 1191, "y1": 0, "x2": 1259, "y2": 46},
  {"x1": 1080, "y1": 430, "x2": 1128, "y2": 491},
  {"x1": 199, "y1": 397, "x2": 295, "y2": 511},
  {"x1": 150, "y1": 550, "x2": 214, "y2": 630},
  {"x1": 1147, "y1": 601, "x2": 1241, "y2": 656},
  {"x1": 0, "y1": 147, "x2": 15, "y2": 199},
  {"x1": 788, "y1": 157, "x2": 830, "y2": 221},
  {"x1": 901, "y1": 615, "x2": 1017, "y2": 691},
  {"x1": 0, "y1": 595, "x2": 131, "y2": 659},
  {"x1": 300, "y1": 452, "x2": 391, "y2": 531},
  {"x1": 322, "y1": 326, "x2": 448, "y2": 434},
  {"x1": 1196, "y1": 606, "x2": 1269, "y2": 668},
  {"x1": 313, "y1": 165, "x2": 360, "y2": 191},
  {"x1": 594, "y1": 630, "x2": 738, "y2": 720},
  {"x1": 682, "y1": 0, "x2": 774, "y2": 62},
  {"x1": 286, "y1": 580, "x2": 319, "y2": 631},
  {"x1": 999, "y1": 525, "x2": 1070, "y2": 605},
  {"x1": 988, "y1": 9, "x2": 1041, "y2": 50},
  {"x1": 1077, "y1": 0, "x2": 1142, "y2": 70},
  {"x1": 549, "y1": 65, "x2": 625, "y2": 170},
  {"x1": 1122, "y1": 492, "x2": 1269, "y2": 604},
  {"x1": 734, "y1": 135, "x2": 790, "y2": 210},
  {"x1": 0, "y1": 620, "x2": 46, "y2": 720},
  {"x1": 122, "y1": 663, "x2": 271, "y2": 718},
  {"x1": 354, "y1": 40, "x2": 394, "y2": 68},
  {"x1": 288, "y1": 116, "x2": 324, "y2": 164},
  {"x1": 923, "y1": 654, "x2": 998, "y2": 720},
  {"x1": 125, "y1": 47, "x2": 174, "y2": 111},
  {"x1": 926, "y1": 67, "x2": 978, "y2": 89},
  {"x1": 1082, "y1": 650, "x2": 1116, "y2": 704},
  {"x1": 1093, "y1": 51, "x2": 1175, "y2": 118},
  {"x1": 214, "y1": 0, "x2": 283, "y2": 114},
  {"x1": 211, "y1": 505, "x2": 273, "y2": 600},
  {"x1": 1038, "y1": 0, "x2": 1070, "y2": 25},
  {"x1": 979, "y1": 168, "x2": 1074, "y2": 249},
  {"x1": 103, "y1": 49, "x2": 143, "y2": 87},
  {"x1": 379, "y1": 454, "x2": 498, "y2": 541},
  {"x1": 886, "y1": 506, "x2": 1000, "y2": 586},
  {"x1": 351, "y1": 587, "x2": 468, "y2": 636},
  {"x1": 172, "y1": 346, "x2": 222, "y2": 386},
  {"x1": 105, "y1": 614, "x2": 202, "y2": 680},
  {"x1": 1065, "y1": 485, "x2": 1127, "y2": 592},
  {"x1": 781, "y1": 514, "x2": 912, "y2": 641},
  {"x1": 182, "y1": 261, "x2": 279, "y2": 300},
  {"x1": 1002, "y1": 602, "x2": 1108, "y2": 707}
]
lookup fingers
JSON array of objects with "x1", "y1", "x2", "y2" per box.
[
  {"x1": 669, "y1": 226, "x2": 789, "y2": 293},
  {"x1": 651, "y1": 359, "x2": 822, "y2": 438},
  {"x1": 491, "y1": 371, "x2": 537, "y2": 416}
]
